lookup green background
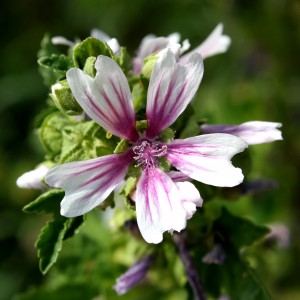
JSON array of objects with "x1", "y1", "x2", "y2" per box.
[{"x1": 0, "y1": 0, "x2": 299, "y2": 299}]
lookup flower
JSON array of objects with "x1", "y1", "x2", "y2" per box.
[
  {"x1": 133, "y1": 23, "x2": 231, "y2": 73},
  {"x1": 201, "y1": 121, "x2": 283, "y2": 145},
  {"x1": 45, "y1": 50, "x2": 247, "y2": 243},
  {"x1": 17, "y1": 165, "x2": 49, "y2": 190}
]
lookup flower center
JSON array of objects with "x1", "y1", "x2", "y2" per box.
[{"x1": 132, "y1": 140, "x2": 167, "y2": 169}]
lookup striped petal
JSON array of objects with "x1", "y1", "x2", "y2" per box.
[
  {"x1": 146, "y1": 50, "x2": 203, "y2": 139},
  {"x1": 166, "y1": 133, "x2": 248, "y2": 187},
  {"x1": 45, "y1": 151, "x2": 132, "y2": 217},
  {"x1": 136, "y1": 168, "x2": 186, "y2": 244},
  {"x1": 180, "y1": 23, "x2": 231, "y2": 64},
  {"x1": 201, "y1": 121, "x2": 283, "y2": 145},
  {"x1": 67, "y1": 56, "x2": 139, "y2": 142},
  {"x1": 175, "y1": 181, "x2": 203, "y2": 220}
]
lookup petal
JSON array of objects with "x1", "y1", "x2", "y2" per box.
[
  {"x1": 17, "y1": 165, "x2": 49, "y2": 190},
  {"x1": 66, "y1": 56, "x2": 139, "y2": 142},
  {"x1": 146, "y1": 50, "x2": 203, "y2": 138},
  {"x1": 201, "y1": 121, "x2": 283, "y2": 145},
  {"x1": 45, "y1": 151, "x2": 132, "y2": 217},
  {"x1": 166, "y1": 133, "x2": 248, "y2": 187},
  {"x1": 135, "y1": 168, "x2": 187, "y2": 244},
  {"x1": 175, "y1": 181, "x2": 203, "y2": 220},
  {"x1": 51, "y1": 36, "x2": 75, "y2": 47},
  {"x1": 167, "y1": 171, "x2": 190, "y2": 182},
  {"x1": 180, "y1": 23, "x2": 231, "y2": 64}
]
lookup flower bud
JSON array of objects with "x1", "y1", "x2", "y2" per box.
[
  {"x1": 50, "y1": 80, "x2": 83, "y2": 115},
  {"x1": 113, "y1": 254, "x2": 155, "y2": 295}
]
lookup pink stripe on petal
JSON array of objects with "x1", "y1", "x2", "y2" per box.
[
  {"x1": 146, "y1": 50, "x2": 203, "y2": 139},
  {"x1": 166, "y1": 134, "x2": 248, "y2": 187},
  {"x1": 45, "y1": 151, "x2": 133, "y2": 217},
  {"x1": 67, "y1": 56, "x2": 139, "y2": 142},
  {"x1": 135, "y1": 168, "x2": 186, "y2": 244}
]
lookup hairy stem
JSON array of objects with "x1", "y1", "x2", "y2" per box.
[{"x1": 173, "y1": 232, "x2": 206, "y2": 300}]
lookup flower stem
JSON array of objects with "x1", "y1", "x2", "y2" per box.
[{"x1": 173, "y1": 232, "x2": 207, "y2": 300}]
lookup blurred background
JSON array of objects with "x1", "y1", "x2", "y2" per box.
[{"x1": 0, "y1": 0, "x2": 299, "y2": 299}]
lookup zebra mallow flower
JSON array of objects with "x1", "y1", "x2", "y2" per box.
[
  {"x1": 201, "y1": 121, "x2": 282, "y2": 145},
  {"x1": 133, "y1": 23, "x2": 231, "y2": 74},
  {"x1": 45, "y1": 50, "x2": 247, "y2": 244}
]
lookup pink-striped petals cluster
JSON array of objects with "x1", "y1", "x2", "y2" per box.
[
  {"x1": 201, "y1": 121, "x2": 283, "y2": 145},
  {"x1": 46, "y1": 50, "x2": 247, "y2": 244}
]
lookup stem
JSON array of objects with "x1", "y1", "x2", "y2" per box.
[{"x1": 173, "y1": 232, "x2": 207, "y2": 300}]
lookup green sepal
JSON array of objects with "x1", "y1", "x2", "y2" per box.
[
  {"x1": 132, "y1": 82, "x2": 147, "y2": 112},
  {"x1": 83, "y1": 56, "x2": 97, "y2": 77},
  {"x1": 73, "y1": 37, "x2": 114, "y2": 69},
  {"x1": 120, "y1": 177, "x2": 137, "y2": 197},
  {"x1": 38, "y1": 54, "x2": 74, "y2": 86},
  {"x1": 23, "y1": 189, "x2": 64, "y2": 215},
  {"x1": 136, "y1": 120, "x2": 148, "y2": 132},
  {"x1": 141, "y1": 52, "x2": 159, "y2": 79},
  {"x1": 50, "y1": 80, "x2": 83, "y2": 115},
  {"x1": 113, "y1": 47, "x2": 132, "y2": 76},
  {"x1": 114, "y1": 138, "x2": 129, "y2": 154},
  {"x1": 159, "y1": 127, "x2": 175, "y2": 142}
]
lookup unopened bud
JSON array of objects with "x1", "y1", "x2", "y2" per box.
[{"x1": 50, "y1": 80, "x2": 83, "y2": 115}]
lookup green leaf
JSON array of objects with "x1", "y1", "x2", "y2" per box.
[
  {"x1": 63, "y1": 216, "x2": 85, "y2": 240},
  {"x1": 73, "y1": 37, "x2": 114, "y2": 69},
  {"x1": 36, "y1": 218, "x2": 68, "y2": 274},
  {"x1": 23, "y1": 189, "x2": 64, "y2": 215},
  {"x1": 214, "y1": 207, "x2": 270, "y2": 248},
  {"x1": 38, "y1": 54, "x2": 74, "y2": 86},
  {"x1": 60, "y1": 121, "x2": 117, "y2": 163},
  {"x1": 36, "y1": 216, "x2": 85, "y2": 274}
]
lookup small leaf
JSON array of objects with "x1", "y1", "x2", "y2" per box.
[
  {"x1": 23, "y1": 189, "x2": 64, "y2": 215},
  {"x1": 35, "y1": 216, "x2": 85, "y2": 274},
  {"x1": 73, "y1": 37, "x2": 114, "y2": 69},
  {"x1": 36, "y1": 218, "x2": 68, "y2": 274}
]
